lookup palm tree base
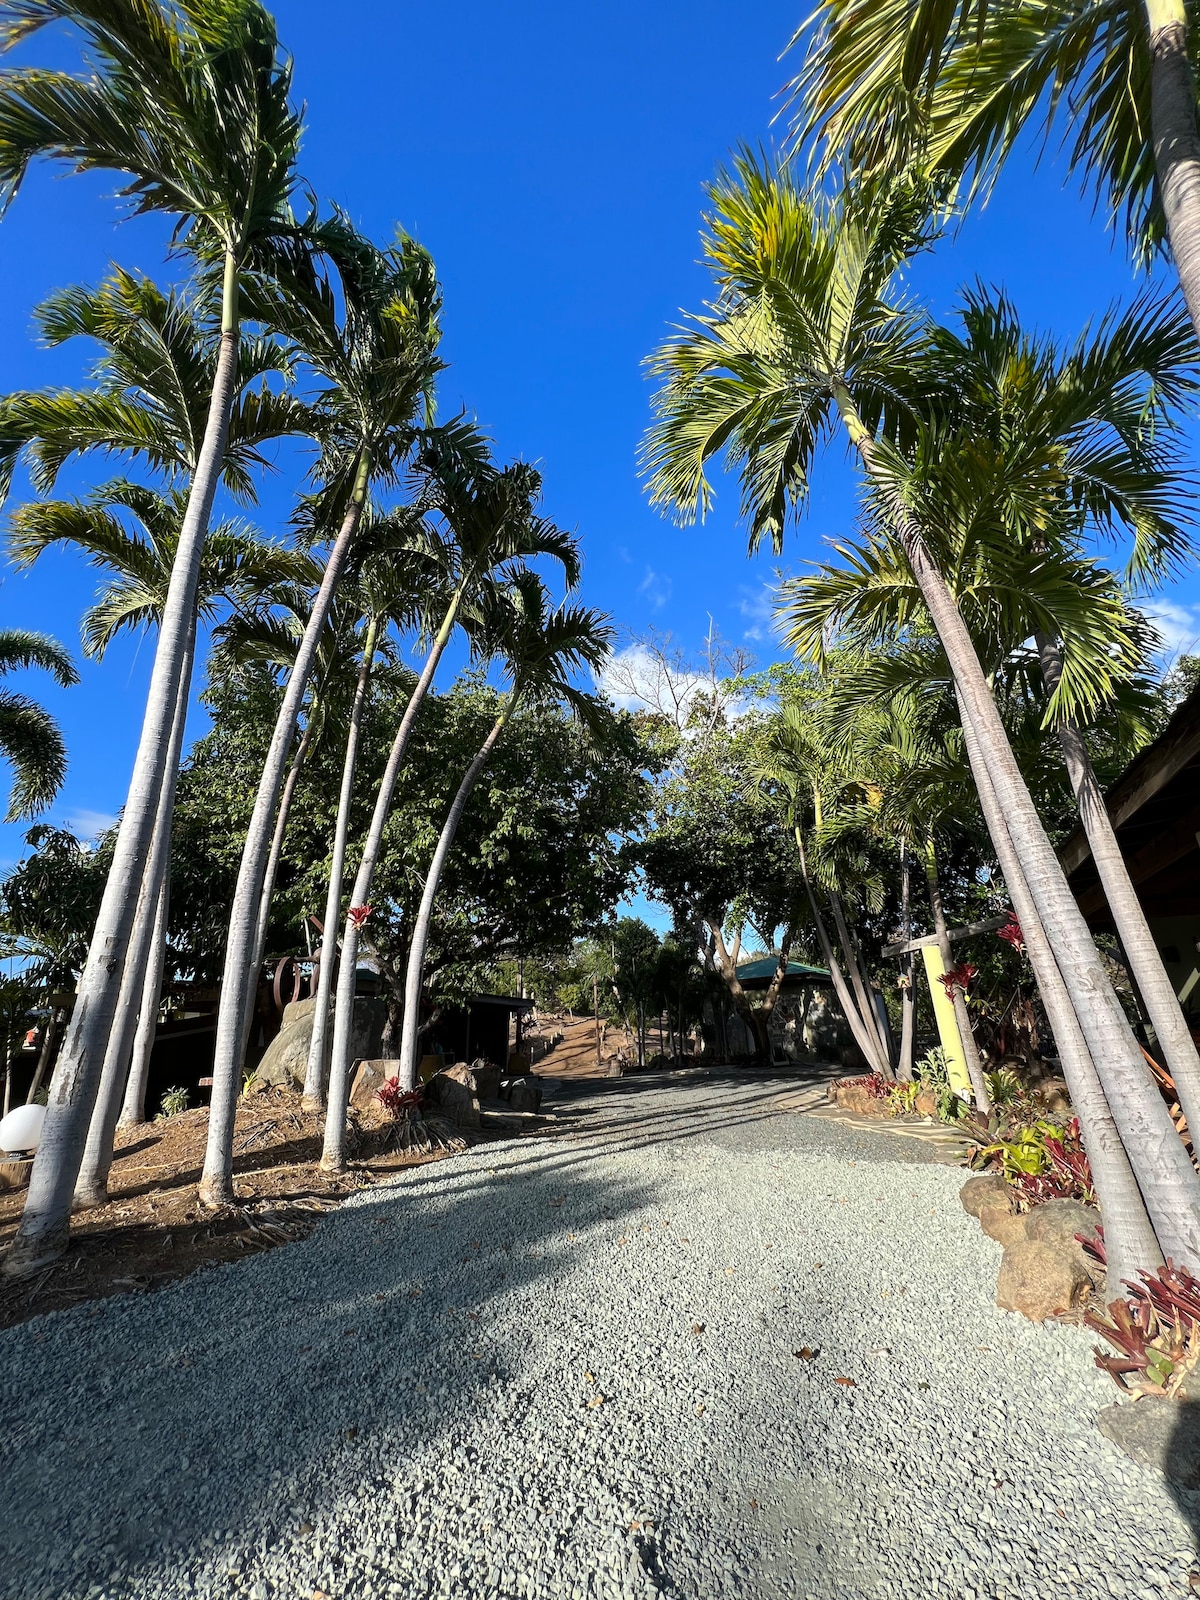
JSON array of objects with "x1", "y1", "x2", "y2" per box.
[
  {"x1": 197, "y1": 1176, "x2": 235, "y2": 1211},
  {"x1": 301, "y1": 1094, "x2": 325, "y2": 1114},
  {"x1": 3, "y1": 1225, "x2": 69, "y2": 1278},
  {"x1": 71, "y1": 1181, "x2": 108, "y2": 1211},
  {"x1": 319, "y1": 1152, "x2": 344, "y2": 1175}
]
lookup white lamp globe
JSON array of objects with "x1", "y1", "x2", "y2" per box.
[{"x1": 0, "y1": 1103, "x2": 45, "y2": 1155}]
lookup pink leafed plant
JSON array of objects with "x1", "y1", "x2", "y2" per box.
[
  {"x1": 348, "y1": 904, "x2": 373, "y2": 929},
  {"x1": 1084, "y1": 1234, "x2": 1200, "y2": 1398},
  {"x1": 996, "y1": 917, "x2": 1025, "y2": 955}
]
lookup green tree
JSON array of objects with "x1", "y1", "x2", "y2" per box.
[{"x1": 0, "y1": 629, "x2": 77, "y2": 821}]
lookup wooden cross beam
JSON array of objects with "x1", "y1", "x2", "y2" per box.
[{"x1": 881, "y1": 914, "x2": 1008, "y2": 960}]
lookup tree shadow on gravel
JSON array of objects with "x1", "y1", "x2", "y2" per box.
[{"x1": 0, "y1": 1152, "x2": 658, "y2": 1600}]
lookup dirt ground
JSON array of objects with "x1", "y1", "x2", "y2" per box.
[{"x1": 0, "y1": 1090, "x2": 496, "y2": 1333}]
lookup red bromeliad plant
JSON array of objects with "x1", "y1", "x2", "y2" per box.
[
  {"x1": 839, "y1": 1073, "x2": 892, "y2": 1098},
  {"x1": 1084, "y1": 1234, "x2": 1200, "y2": 1398},
  {"x1": 996, "y1": 917, "x2": 1025, "y2": 956},
  {"x1": 348, "y1": 904, "x2": 373, "y2": 929}
]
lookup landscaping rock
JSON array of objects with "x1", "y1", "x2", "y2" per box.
[
  {"x1": 1096, "y1": 1398, "x2": 1200, "y2": 1486},
  {"x1": 1025, "y1": 1199, "x2": 1102, "y2": 1287},
  {"x1": 835, "y1": 1083, "x2": 878, "y2": 1116},
  {"x1": 995, "y1": 1238, "x2": 1091, "y2": 1322},
  {"x1": 960, "y1": 1174, "x2": 1012, "y2": 1218},
  {"x1": 424, "y1": 1065, "x2": 480, "y2": 1129},
  {"x1": 506, "y1": 1076, "x2": 543, "y2": 1114},
  {"x1": 348, "y1": 1059, "x2": 401, "y2": 1113},
  {"x1": 914, "y1": 1089, "x2": 937, "y2": 1117},
  {"x1": 1040, "y1": 1076, "x2": 1071, "y2": 1113},
  {"x1": 978, "y1": 1204, "x2": 1028, "y2": 1248},
  {"x1": 472, "y1": 1063, "x2": 502, "y2": 1101},
  {"x1": 250, "y1": 995, "x2": 386, "y2": 1092}
]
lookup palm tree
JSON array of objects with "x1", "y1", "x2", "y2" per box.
[
  {"x1": 0, "y1": 629, "x2": 77, "y2": 820},
  {"x1": 8, "y1": 481, "x2": 298, "y2": 1204},
  {"x1": 318, "y1": 453, "x2": 582, "y2": 1128},
  {"x1": 1, "y1": 0, "x2": 305, "y2": 1275},
  {"x1": 300, "y1": 514, "x2": 447, "y2": 1109},
  {"x1": 642, "y1": 155, "x2": 1200, "y2": 1285},
  {"x1": 198, "y1": 223, "x2": 445, "y2": 1209},
  {"x1": 787, "y1": 0, "x2": 1200, "y2": 340},
  {"x1": 320, "y1": 577, "x2": 613, "y2": 1170}
]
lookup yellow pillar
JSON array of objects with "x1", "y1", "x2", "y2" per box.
[{"x1": 920, "y1": 945, "x2": 973, "y2": 1097}]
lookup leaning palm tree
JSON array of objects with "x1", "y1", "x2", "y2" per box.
[
  {"x1": 788, "y1": 0, "x2": 1200, "y2": 340},
  {"x1": 198, "y1": 222, "x2": 445, "y2": 1209},
  {"x1": 320, "y1": 576, "x2": 613, "y2": 1171},
  {"x1": 1, "y1": 0, "x2": 306, "y2": 1275},
  {"x1": 0, "y1": 629, "x2": 77, "y2": 820},
  {"x1": 316, "y1": 451, "x2": 582, "y2": 1119},
  {"x1": 642, "y1": 154, "x2": 1197, "y2": 1285},
  {"x1": 8, "y1": 481, "x2": 299, "y2": 1204}
]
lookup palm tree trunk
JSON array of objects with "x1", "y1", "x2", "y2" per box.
[
  {"x1": 924, "y1": 836, "x2": 990, "y2": 1111},
  {"x1": 957, "y1": 688, "x2": 1161, "y2": 1292},
  {"x1": 303, "y1": 617, "x2": 380, "y2": 1108},
  {"x1": 835, "y1": 383, "x2": 1200, "y2": 1274},
  {"x1": 392, "y1": 710, "x2": 511, "y2": 1102},
  {"x1": 117, "y1": 864, "x2": 170, "y2": 1131},
  {"x1": 793, "y1": 826, "x2": 891, "y2": 1074},
  {"x1": 200, "y1": 449, "x2": 372, "y2": 1209},
  {"x1": 828, "y1": 889, "x2": 893, "y2": 1076},
  {"x1": 74, "y1": 623, "x2": 194, "y2": 1207},
  {"x1": 1146, "y1": 0, "x2": 1200, "y2": 340},
  {"x1": 25, "y1": 1006, "x2": 64, "y2": 1107},
  {"x1": 320, "y1": 594, "x2": 463, "y2": 1162},
  {"x1": 5, "y1": 250, "x2": 242, "y2": 1276},
  {"x1": 250, "y1": 714, "x2": 315, "y2": 979},
  {"x1": 1037, "y1": 630, "x2": 1200, "y2": 1153},
  {"x1": 898, "y1": 840, "x2": 916, "y2": 1082}
]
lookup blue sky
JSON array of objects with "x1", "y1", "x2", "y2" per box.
[{"x1": 0, "y1": 0, "x2": 1197, "y2": 884}]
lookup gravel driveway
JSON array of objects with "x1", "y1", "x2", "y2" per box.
[{"x1": 1, "y1": 1068, "x2": 1196, "y2": 1600}]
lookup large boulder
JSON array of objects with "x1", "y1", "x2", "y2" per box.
[
  {"x1": 349, "y1": 1058, "x2": 401, "y2": 1112},
  {"x1": 505, "y1": 1075, "x2": 543, "y2": 1114},
  {"x1": 1025, "y1": 1198, "x2": 1103, "y2": 1285},
  {"x1": 424, "y1": 1064, "x2": 480, "y2": 1129},
  {"x1": 249, "y1": 996, "x2": 386, "y2": 1093},
  {"x1": 960, "y1": 1174, "x2": 1012, "y2": 1219},
  {"x1": 472, "y1": 1062, "x2": 502, "y2": 1101},
  {"x1": 996, "y1": 1238, "x2": 1092, "y2": 1322},
  {"x1": 979, "y1": 1205, "x2": 1028, "y2": 1248}
]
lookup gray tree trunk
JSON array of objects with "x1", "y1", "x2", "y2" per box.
[
  {"x1": 924, "y1": 837, "x2": 991, "y2": 1112},
  {"x1": 835, "y1": 389, "x2": 1200, "y2": 1275},
  {"x1": 304, "y1": 617, "x2": 380, "y2": 1108},
  {"x1": 392, "y1": 711, "x2": 510, "y2": 1099},
  {"x1": 74, "y1": 622, "x2": 195, "y2": 1206},
  {"x1": 25, "y1": 1007, "x2": 65, "y2": 1108},
  {"x1": 828, "y1": 889, "x2": 893, "y2": 1075},
  {"x1": 200, "y1": 454, "x2": 371, "y2": 1208},
  {"x1": 897, "y1": 840, "x2": 916, "y2": 1082},
  {"x1": 250, "y1": 715, "x2": 314, "y2": 981},
  {"x1": 1037, "y1": 630, "x2": 1200, "y2": 1155},
  {"x1": 956, "y1": 689, "x2": 1162, "y2": 1292},
  {"x1": 1147, "y1": 0, "x2": 1200, "y2": 339},
  {"x1": 5, "y1": 253, "x2": 242, "y2": 1276},
  {"x1": 320, "y1": 599, "x2": 462, "y2": 1169},
  {"x1": 117, "y1": 864, "x2": 170, "y2": 1131}
]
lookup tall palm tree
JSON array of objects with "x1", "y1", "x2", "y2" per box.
[
  {"x1": 8, "y1": 481, "x2": 298, "y2": 1204},
  {"x1": 318, "y1": 454, "x2": 582, "y2": 1125},
  {"x1": 0, "y1": 629, "x2": 77, "y2": 820},
  {"x1": 320, "y1": 577, "x2": 613, "y2": 1170},
  {"x1": 198, "y1": 223, "x2": 445, "y2": 1209},
  {"x1": 301, "y1": 514, "x2": 448, "y2": 1109},
  {"x1": 642, "y1": 154, "x2": 1200, "y2": 1285},
  {"x1": 0, "y1": 0, "x2": 306, "y2": 1275},
  {"x1": 788, "y1": 0, "x2": 1200, "y2": 340}
]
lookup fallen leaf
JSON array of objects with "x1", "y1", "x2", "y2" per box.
[
  {"x1": 585, "y1": 1370, "x2": 596, "y2": 1383},
  {"x1": 628, "y1": 1520, "x2": 642, "y2": 1532},
  {"x1": 794, "y1": 1347, "x2": 819, "y2": 1361},
  {"x1": 750, "y1": 1499, "x2": 759, "y2": 1510},
  {"x1": 374, "y1": 1292, "x2": 385, "y2": 1302},
  {"x1": 342, "y1": 1329, "x2": 357, "y2": 1337},
  {"x1": 917, "y1": 1381, "x2": 930, "y2": 1392},
  {"x1": 680, "y1": 1237, "x2": 690, "y2": 1243},
  {"x1": 695, "y1": 1404, "x2": 706, "y2": 1415},
  {"x1": 297, "y1": 1521, "x2": 313, "y2": 1536},
  {"x1": 587, "y1": 1395, "x2": 604, "y2": 1409},
  {"x1": 617, "y1": 1236, "x2": 629, "y2": 1246},
  {"x1": 344, "y1": 1426, "x2": 358, "y2": 1439},
  {"x1": 812, "y1": 1261, "x2": 823, "y2": 1270},
  {"x1": 834, "y1": 1376, "x2": 856, "y2": 1388},
  {"x1": 1055, "y1": 1508, "x2": 1067, "y2": 1520},
  {"x1": 692, "y1": 1323, "x2": 706, "y2": 1335}
]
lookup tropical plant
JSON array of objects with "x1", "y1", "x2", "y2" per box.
[
  {"x1": 2, "y1": 0, "x2": 307, "y2": 1276},
  {"x1": 642, "y1": 151, "x2": 1197, "y2": 1289},
  {"x1": 319, "y1": 451, "x2": 583, "y2": 1139},
  {"x1": 156, "y1": 1085, "x2": 189, "y2": 1120},
  {"x1": 787, "y1": 0, "x2": 1200, "y2": 338},
  {"x1": 199, "y1": 221, "x2": 445, "y2": 1209},
  {"x1": 1088, "y1": 1255, "x2": 1200, "y2": 1397},
  {"x1": 0, "y1": 628, "x2": 77, "y2": 820}
]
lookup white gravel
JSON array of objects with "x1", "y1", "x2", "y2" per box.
[{"x1": 1, "y1": 1070, "x2": 1196, "y2": 1599}]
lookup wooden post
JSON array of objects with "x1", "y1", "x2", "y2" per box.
[{"x1": 593, "y1": 973, "x2": 602, "y2": 1073}]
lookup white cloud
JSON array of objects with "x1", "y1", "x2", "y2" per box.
[
  {"x1": 637, "y1": 566, "x2": 672, "y2": 610},
  {"x1": 596, "y1": 642, "x2": 710, "y2": 719},
  {"x1": 737, "y1": 580, "x2": 779, "y2": 643},
  {"x1": 1143, "y1": 601, "x2": 1200, "y2": 659},
  {"x1": 63, "y1": 808, "x2": 119, "y2": 841}
]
